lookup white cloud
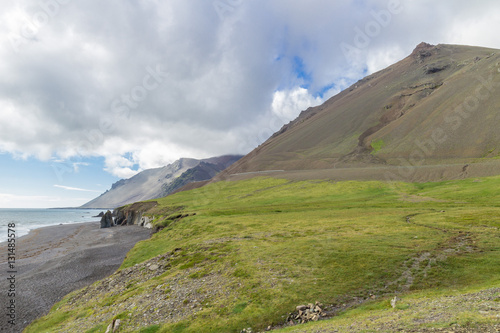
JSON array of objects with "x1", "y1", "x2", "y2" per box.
[
  {"x1": 271, "y1": 87, "x2": 323, "y2": 121},
  {"x1": 53, "y1": 185, "x2": 101, "y2": 193},
  {"x1": 366, "y1": 45, "x2": 407, "y2": 74},
  {"x1": 1, "y1": 0, "x2": 500, "y2": 178}
]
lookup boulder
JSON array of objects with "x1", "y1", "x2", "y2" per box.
[
  {"x1": 94, "y1": 211, "x2": 105, "y2": 218},
  {"x1": 105, "y1": 319, "x2": 121, "y2": 333},
  {"x1": 100, "y1": 210, "x2": 114, "y2": 228},
  {"x1": 140, "y1": 215, "x2": 153, "y2": 228},
  {"x1": 390, "y1": 296, "x2": 398, "y2": 308}
]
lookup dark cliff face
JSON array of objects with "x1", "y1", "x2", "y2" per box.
[{"x1": 159, "y1": 162, "x2": 226, "y2": 196}]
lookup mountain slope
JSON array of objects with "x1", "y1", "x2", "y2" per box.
[
  {"x1": 81, "y1": 155, "x2": 241, "y2": 208},
  {"x1": 215, "y1": 43, "x2": 500, "y2": 181}
]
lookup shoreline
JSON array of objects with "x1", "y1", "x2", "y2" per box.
[{"x1": 0, "y1": 221, "x2": 151, "y2": 331}]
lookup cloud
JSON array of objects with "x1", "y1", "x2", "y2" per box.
[
  {"x1": 53, "y1": 185, "x2": 101, "y2": 193},
  {"x1": 272, "y1": 88, "x2": 323, "y2": 121},
  {"x1": 1, "y1": 0, "x2": 500, "y2": 177}
]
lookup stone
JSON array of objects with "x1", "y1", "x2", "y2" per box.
[
  {"x1": 100, "y1": 210, "x2": 114, "y2": 228},
  {"x1": 126, "y1": 210, "x2": 142, "y2": 225},
  {"x1": 296, "y1": 305, "x2": 308, "y2": 311},
  {"x1": 94, "y1": 211, "x2": 105, "y2": 218},
  {"x1": 292, "y1": 301, "x2": 325, "y2": 325},
  {"x1": 113, "y1": 319, "x2": 121, "y2": 332},
  {"x1": 390, "y1": 296, "x2": 398, "y2": 308},
  {"x1": 114, "y1": 210, "x2": 126, "y2": 225}
]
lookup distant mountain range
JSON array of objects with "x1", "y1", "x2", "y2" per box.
[
  {"x1": 214, "y1": 43, "x2": 500, "y2": 182},
  {"x1": 80, "y1": 155, "x2": 242, "y2": 208}
]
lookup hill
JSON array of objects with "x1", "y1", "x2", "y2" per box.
[
  {"x1": 80, "y1": 155, "x2": 241, "y2": 208},
  {"x1": 215, "y1": 43, "x2": 500, "y2": 183},
  {"x1": 27, "y1": 176, "x2": 500, "y2": 332}
]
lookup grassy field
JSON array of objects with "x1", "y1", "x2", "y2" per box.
[{"x1": 26, "y1": 176, "x2": 500, "y2": 332}]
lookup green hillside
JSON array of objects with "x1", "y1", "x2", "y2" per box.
[{"x1": 26, "y1": 175, "x2": 500, "y2": 332}]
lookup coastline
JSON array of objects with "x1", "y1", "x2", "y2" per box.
[{"x1": 0, "y1": 221, "x2": 151, "y2": 332}]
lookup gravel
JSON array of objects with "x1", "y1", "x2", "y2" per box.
[{"x1": 0, "y1": 222, "x2": 150, "y2": 332}]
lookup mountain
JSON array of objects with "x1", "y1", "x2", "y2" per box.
[
  {"x1": 215, "y1": 43, "x2": 500, "y2": 182},
  {"x1": 80, "y1": 155, "x2": 242, "y2": 208}
]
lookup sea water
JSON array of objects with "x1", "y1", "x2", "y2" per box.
[{"x1": 0, "y1": 208, "x2": 104, "y2": 243}]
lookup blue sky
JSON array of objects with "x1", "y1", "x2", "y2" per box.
[
  {"x1": 0, "y1": 155, "x2": 117, "y2": 208},
  {"x1": 1, "y1": 0, "x2": 500, "y2": 207}
]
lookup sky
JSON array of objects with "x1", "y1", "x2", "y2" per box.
[{"x1": 1, "y1": 0, "x2": 500, "y2": 208}]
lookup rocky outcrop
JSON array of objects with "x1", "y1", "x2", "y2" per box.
[
  {"x1": 114, "y1": 210, "x2": 126, "y2": 226},
  {"x1": 114, "y1": 209, "x2": 142, "y2": 226},
  {"x1": 105, "y1": 319, "x2": 120, "y2": 333},
  {"x1": 113, "y1": 201, "x2": 157, "y2": 227},
  {"x1": 100, "y1": 210, "x2": 114, "y2": 228},
  {"x1": 286, "y1": 302, "x2": 326, "y2": 324},
  {"x1": 140, "y1": 216, "x2": 153, "y2": 229}
]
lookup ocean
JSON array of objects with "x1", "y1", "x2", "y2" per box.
[{"x1": 0, "y1": 208, "x2": 105, "y2": 243}]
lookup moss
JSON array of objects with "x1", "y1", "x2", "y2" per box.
[{"x1": 370, "y1": 139, "x2": 386, "y2": 153}]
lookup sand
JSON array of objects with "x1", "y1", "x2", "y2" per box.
[{"x1": 0, "y1": 221, "x2": 151, "y2": 332}]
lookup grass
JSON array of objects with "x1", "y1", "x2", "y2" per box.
[
  {"x1": 278, "y1": 283, "x2": 500, "y2": 332},
  {"x1": 25, "y1": 176, "x2": 500, "y2": 332},
  {"x1": 370, "y1": 139, "x2": 385, "y2": 153}
]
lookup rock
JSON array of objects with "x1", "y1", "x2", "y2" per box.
[
  {"x1": 126, "y1": 210, "x2": 142, "y2": 225},
  {"x1": 290, "y1": 301, "x2": 325, "y2": 325},
  {"x1": 113, "y1": 319, "x2": 121, "y2": 332},
  {"x1": 296, "y1": 305, "x2": 308, "y2": 311},
  {"x1": 149, "y1": 264, "x2": 159, "y2": 271},
  {"x1": 391, "y1": 296, "x2": 398, "y2": 308},
  {"x1": 94, "y1": 211, "x2": 105, "y2": 218},
  {"x1": 425, "y1": 63, "x2": 449, "y2": 74},
  {"x1": 100, "y1": 210, "x2": 114, "y2": 228},
  {"x1": 114, "y1": 209, "x2": 126, "y2": 225},
  {"x1": 141, "y1": 216, "x2": 153, "y2": 228},
  {"x1": 105, "y1": 319, "x2": 120, "y2": 333}
]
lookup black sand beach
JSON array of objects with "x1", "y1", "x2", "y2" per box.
[{"x1": 0, "y1": 222, "x2": 151, "y2": 332}]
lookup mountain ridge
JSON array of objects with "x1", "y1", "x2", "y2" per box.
[{"x1": 80, "y1": 155, "x2": 242, "y2": 208}]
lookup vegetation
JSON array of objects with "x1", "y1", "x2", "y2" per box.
[
  {"x1": 26, "y1": 176, "x2": 500, "y2": 332},
  {"x1": 370, "y1": 139, "x2": 385, "y2": 154}
]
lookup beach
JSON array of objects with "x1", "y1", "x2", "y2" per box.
[{"x1": 0, "y1": 221, "x2": 151, "y2": 332}]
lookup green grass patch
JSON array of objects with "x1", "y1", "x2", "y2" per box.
[
  {"x1": 371, "y1": 139, "x2": 386, "y2": 153},
  {"x1": 232, "y1": 302, "x2": 248, "y2": 314},
  {"x1": 139, "y1": 324, "x2": 161, "y2": 333},
  {"x1": 24, "y1": 310, "x2": 74, "y2": 333}
]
